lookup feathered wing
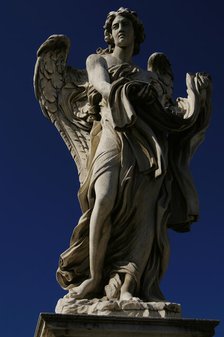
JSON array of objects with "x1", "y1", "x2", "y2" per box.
[
  {"x1": 147, "y1": 52, "x2": 174, "y2": 101},
  {"x1": 34, "y1": 35, "x2": 97, "y2": 185}
]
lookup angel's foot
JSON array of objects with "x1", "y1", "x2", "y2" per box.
[
  {"x1": 120, "y1": 274, "x2": 136, "y2": 301},
  {"x1": 69, "y1": 278, "x2": 100, "y2": 299},
  {"x1": 120, "y1": 291, "x2": 133, "y2": 301}
]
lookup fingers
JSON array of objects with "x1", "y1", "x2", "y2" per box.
[{"x1": 195, "y1": 72, "x2": 210, "y2": 90}]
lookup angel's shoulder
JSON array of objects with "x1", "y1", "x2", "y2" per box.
[{"x1": 86, "y1": 53, "x2": 108, "y2": 68}]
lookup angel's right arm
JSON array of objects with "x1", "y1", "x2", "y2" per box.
[{"x1": 86, "y1": 54, "x2": 111, "y2": 99}]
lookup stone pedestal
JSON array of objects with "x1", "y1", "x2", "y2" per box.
[{"x1": 34, "y1": 313, "x2": 219, "y2": 337}]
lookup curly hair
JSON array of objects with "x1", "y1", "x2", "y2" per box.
[{"x1": 103, "y1": 7, "x2": 145, "y2": 55}]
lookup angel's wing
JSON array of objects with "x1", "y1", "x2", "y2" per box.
[
  {"x1": 147, "y1": 52, "x2": 173, "y2": 101},
  {"x1": 34, "y1": 35, "x2": 98, "y2": 185}
]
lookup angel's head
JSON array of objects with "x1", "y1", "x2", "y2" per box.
[{"x1": 103, "y1": 7, "x2": 145, "y2": 55}]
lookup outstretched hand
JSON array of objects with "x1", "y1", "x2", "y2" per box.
[{"x1": 186, "y1": 72, "x2": 210, "y2": 95}]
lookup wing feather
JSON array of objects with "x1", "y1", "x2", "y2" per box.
[{"x1": 34, "y1": 35, "x2": 93, "y2": 185}]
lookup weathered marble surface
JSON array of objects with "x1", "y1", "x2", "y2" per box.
[
  {"x1": 55, "y1": 295, "x2": 181, "y2": 318},
  {"x1": 34, "y1": 7, "x2": 211, "y2": 304},
  {"x1": 34, "y1": 313, "x2": 219, "y2": 337}
]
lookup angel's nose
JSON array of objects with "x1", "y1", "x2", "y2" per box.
[{"x1": 118, "y1": 23, "x2": 126, "y2": 31}]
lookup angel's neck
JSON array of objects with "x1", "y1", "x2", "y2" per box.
[{"x1": 112, "y1": 46, "x2": 133, "y2": 64}]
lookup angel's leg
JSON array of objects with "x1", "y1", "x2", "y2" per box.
[{"x1": 71, "y1": 166, "x2": 119, "y2": 298}]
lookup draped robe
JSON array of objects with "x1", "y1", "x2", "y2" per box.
[{"x1": 56, "y1": 63, "x2": 211, "y2": 301}]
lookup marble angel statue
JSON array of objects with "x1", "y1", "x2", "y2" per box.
[{"x1": 34, "y1": 7, "x2": 211, "y2": 307}]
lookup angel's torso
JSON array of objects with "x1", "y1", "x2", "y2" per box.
[
  {"x1": 101, "y1": 53, "x2": 158, "y2": 83},
  {"x1": 86, "y1": 53, "x2": 170, "y2": 115}
]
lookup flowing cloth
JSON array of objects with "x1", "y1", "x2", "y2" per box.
[{"x1": 56, "y1": 64, "x2": 211, "y2": 300}]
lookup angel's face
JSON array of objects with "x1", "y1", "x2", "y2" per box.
[{"x1": 111, "y1": 15, "x2": 135, "y2": 48}]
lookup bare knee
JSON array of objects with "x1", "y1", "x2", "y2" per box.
[
  {"x1": 95, "y1": 193, "x2": 115, "y2": 216},
  {"x1": 91, "y1": 195, "x2": 113, "y2": 238},
  {"x1": 94, "y1": 175, "x2": 118, "y2": 215}
]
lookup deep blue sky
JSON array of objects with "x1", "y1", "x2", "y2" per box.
[{"x1": 1, "y1": 1, "x2": 223, "y2": 336}]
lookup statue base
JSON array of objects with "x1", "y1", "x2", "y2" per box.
[
  {"x1": 34, "y1": 313, "x2": 219, "y2": 337},
  {"x1": 55, "y1": 297, "x2": 181, "y2": 318}
]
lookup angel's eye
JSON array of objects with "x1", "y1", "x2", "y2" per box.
[{"x1": 112, "y1": 24, "x2": 119, "y2": 30}]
